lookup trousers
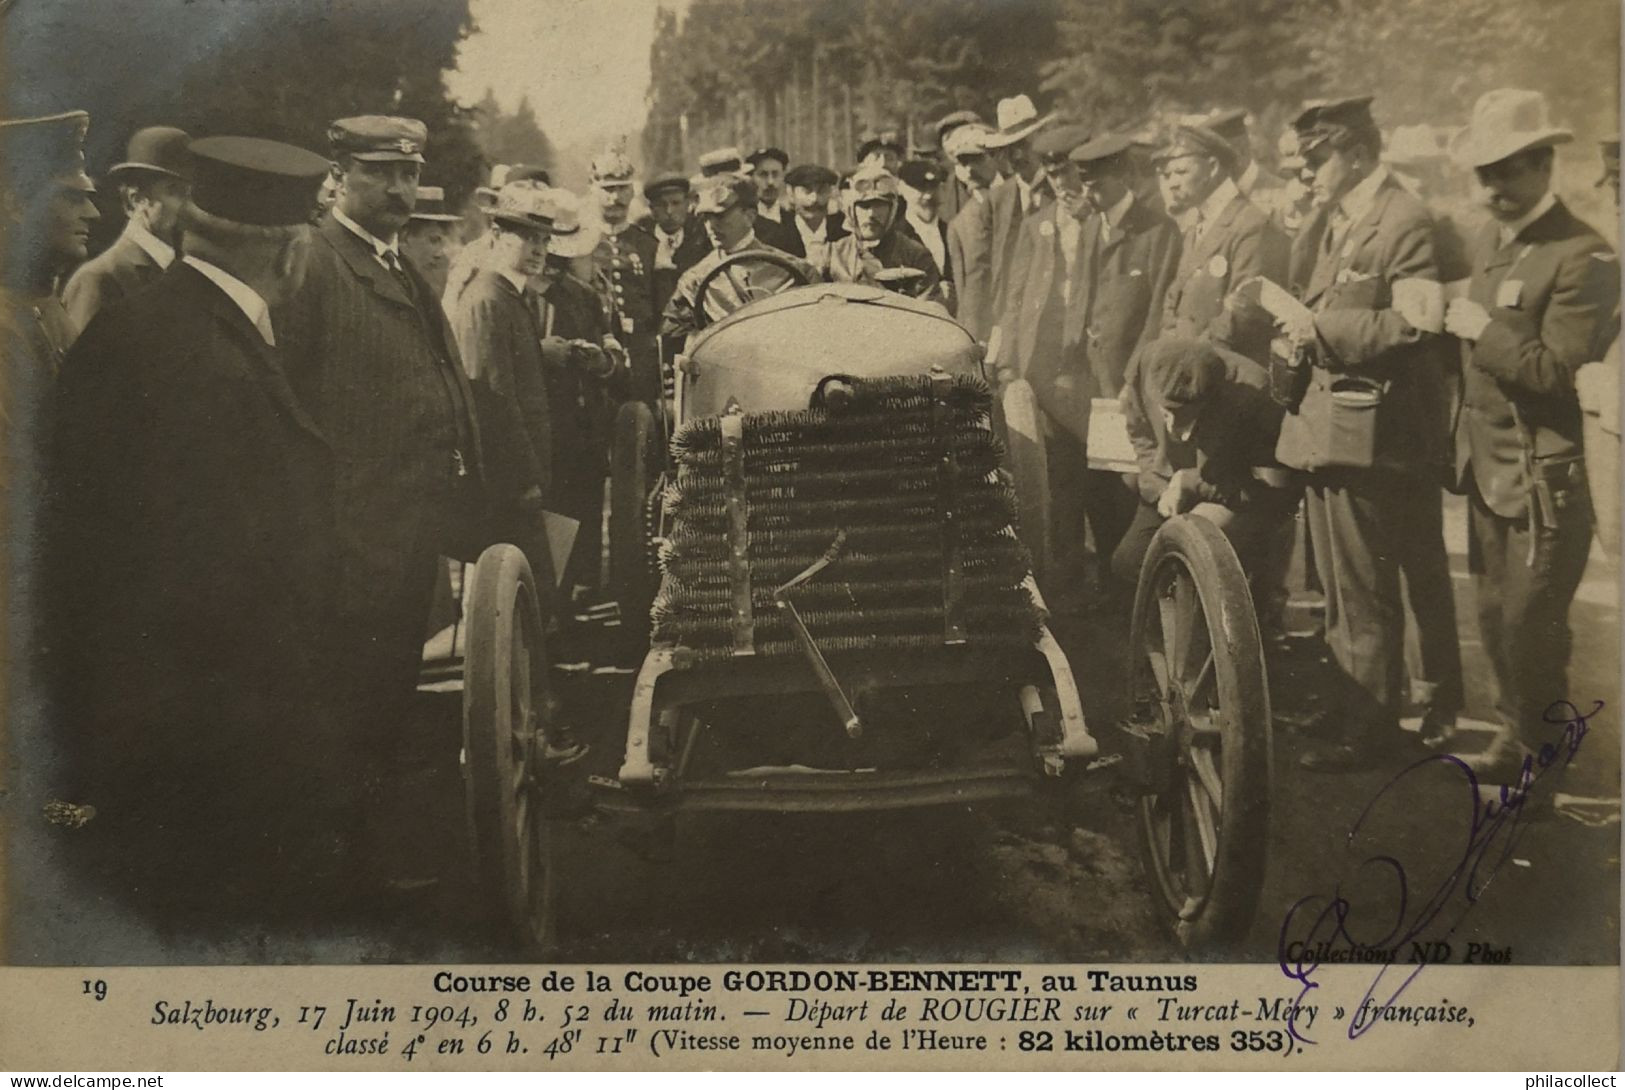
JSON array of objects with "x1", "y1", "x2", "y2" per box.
[
  {"x1": 1393, "y1": 476, "x2": 1464, "y2": 717},
  {"x1": 1466, "y1": 474, "x2": 1593, "y2": 747},
  {"x1": 1303, "y1": 469, "x2": 1408, "y2": 739}
]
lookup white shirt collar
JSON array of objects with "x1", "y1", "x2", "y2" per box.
[
  {"x1": 1500, "y1": 191, "x2": 1557, "y2": 247},
  {"x1": 1015, "y1": 173, "x2": 1035, "y2": 209},
  {"x1": 126, "y1": 221, "x2": 175, "y2": 268},
  {"x1": 332, "y1": 206, "x2": 400, "y2": 263},
  {"x1": 1197, "y1": 176, "x2": 1240, "y2": 229},
  {"x1": 1334, "y1": 164, "x2": 1389, "y2": 229},
  {"x1": 183, "y1": 255, "x2": 275, "y2": 346},
  {"x1": 498, "y1": 267, "x2": 529, "y2": 294},
  {"x1": 1236, "y1": 160, "x2": 1260, "y2": 196},
  {"x1": 757, "y1": 202, "x2": 782, "y2": 223},
  {"x1": 795, "y1": 215, "x2": 827, "y2": 243},
  {"x1": 656, "y1": 224, "x2": 684, "y2": 245}
]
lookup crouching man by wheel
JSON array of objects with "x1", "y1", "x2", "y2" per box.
[{"x1": 1114, "y1": 336, "x2": 1295, "y2": 586}]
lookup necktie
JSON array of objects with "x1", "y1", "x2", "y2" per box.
[{"x1": 382, "y1": 248, "x2": 416, "y2": 300}]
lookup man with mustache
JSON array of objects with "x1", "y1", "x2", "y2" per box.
[
  {"x1": 1444, "y1": 89, "x2": 1619, "y2": 787},
  {"x1": 278, "y1": 116, "x2": 494, "y2": 881},
  {"x1": 1274, "y1": 96, "x2": 1450, "y2": 772}
]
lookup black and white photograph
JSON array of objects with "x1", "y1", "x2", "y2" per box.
[{"x1": 0, "y1": 0, "x2": 1620, "y2": 1070}]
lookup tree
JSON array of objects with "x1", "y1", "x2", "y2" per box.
[
  {"x1": 5, "y1": 0, "x2": 484, "y2": 207},
  {"x1": 471, "y1": 89, "x2": 557, "y2": 175}
]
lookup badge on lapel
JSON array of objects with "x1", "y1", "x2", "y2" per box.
[
  {"x1": 1207, "y1": 254, "x2": 1228, "y2": 280},
  {"x1": 1496, "y1": 279, "x2": 1523, "y2": 308}
]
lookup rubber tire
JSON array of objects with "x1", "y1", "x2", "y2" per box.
[
  {"x1": 1001, "y1": 378, "x2": 1051, "y2": 583},
  {"x1": 610, "y1": 400, "x2": 660, "y2": 639},
  {"x1": 1129, "y1": 514, "x2": 1272, "y2": 956},
  {"x1": 462, "y1": 543, "x2": 558, "y2": 956}
]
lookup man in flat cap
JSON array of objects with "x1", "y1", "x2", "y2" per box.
[
  {"x1": 781, "y1": 163, "x2": 849, "y2": 272},
  {"x1": 1443, "y1": 89, "x2": 1619, "y2": 786},
  {"x1": 400, "y1": 185, "x2": 462, "y2": 303},
  {"x1": 661, "y1": 174, "x2": 818, "y2": 339},
  {"x1": 984, "y1": 97, "x2": 1055, "y2": 323},
  {"x1": 1114, "y1": 337, "x2": 1292, "y2": 583},
  {"x1": 826, "y1": 161, "x2": 942, "y2": 302},
  {"x1": 896, "y1": 158, "x2": 952, "y2": 301},
  {"x1": 1153, "y1": 119, "x2": 1287, "y2": 363},
  {"x1": 746, "y1": 146, "x2": 797, "y2": 254},
  {"x1": 1272, "y1": 95, "x2": 1455, "y2": 771},
  {"x1": 588, "y1": 145, "x2": 662, "y2": 409},
  {"x1": 643, "y1": 172, "x2": 707, "y2": 316},
  {"x1": 944, "y1": 122, "x2": 1001, "y2": 339},
  {"x1": 279, "y1": 115, "x2": 497, "y2": 818},
  {"x1": 49, "y1": 135, "x2": 336, "y2": 918},
  {"x1": 63, "y1": 126, "x2": 191, "y2": 330}
]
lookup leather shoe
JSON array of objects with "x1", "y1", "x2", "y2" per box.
[{"x1": 1417, "y1": 709, "x2": 1458, "y2": 750}]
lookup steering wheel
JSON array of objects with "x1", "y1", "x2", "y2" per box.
[{"x1": 688, "y1": 249, "x2": 815, "y2": 331}]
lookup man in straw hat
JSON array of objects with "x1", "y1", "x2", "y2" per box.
[
  {"x1": 49, "y1": 134, "x2": 337, "y2": 917},
  {"x1": 533, "y1": 191, "x2": 622, "y2": 602},
  {"x1": 1272, "y1": 95, "x2": 1455, "y2": 772},
  {"x1": 1443, "y1": 89, "x2": 1619, "y2": 788},
  {"x1": 1153, "y1": 116, "x2": 1287, "y2": 364},
  {"x1": 63, "y1": 125, "x2": 192, "y2": 330},
  {"x1": 984, "y1": 95, "x2": 1054, "y2": 320}
]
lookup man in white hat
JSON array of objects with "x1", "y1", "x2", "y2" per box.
[
  {"x1": 63, "y1": 125, "x2": 192, "y2": 330},
  {"x1": 983, "y1": 95, "x2": 1054, "y2": 320},
  {"x1": 1443, "y1": 88, "x2": 1618, "y2": 789},
  {"x1": 944, "y1": 122, "x2": 1001, "y2": 338}
]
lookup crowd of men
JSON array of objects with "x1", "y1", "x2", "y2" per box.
[{"x1": 0, "y1": 76, "x2": 1617, "y2": 928}]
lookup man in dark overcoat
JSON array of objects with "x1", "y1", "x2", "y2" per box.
[{"x1": 48, "y1": 136, "x2": 335, "y2": 916}]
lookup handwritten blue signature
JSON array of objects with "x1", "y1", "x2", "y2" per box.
[{"x1": 1275, "y1": 700, "x2": 1600, "y2": 1045}]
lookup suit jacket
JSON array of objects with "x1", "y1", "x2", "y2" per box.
[
  {"x1": 450, "y1": 270, "x2": 553, "y2": 500},
  {"x1": 279, "y1": 214, "x2": 487, "y2": 618},
  {"x1": 1454, "y1": 199, "x2": 1619, "y2": 518},
  {"x1": 752, "y1": 207, "x2": 801, "y2": 256},
  {"x1": 948, "y1": 191, "x2": 995, "y2": 338},
  {"x1": 1121, "y1": 343, "x2": 1284, "y2": 507},
  {"x1": 1160, "y1": 188, "x2": 1288, "y2": 362},
  {"x1": 48, "y1": 263, "x2": 335, "y2": 805},
  {"x1": 988, "y1": 175, "x2": 1051, "y2": 320},
  {"x1": 1000, "y1": 197, "x2": 1181, "y2": 434},
  {"x1": 540, "y1": 273, "x2": 617, "y2": 492},
  {"x1": 651, "y1": 217, "x2": 710, "y2": 316},
  {"x1": 1275, "y1": 172, "x2": 1444, "y2": 476},
  {"x1": 773, "y1": 210, "x2": 848, "y2": 262},
  {"x1": 61, "y1": 229, "x2": 168, "y2": 331}
]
